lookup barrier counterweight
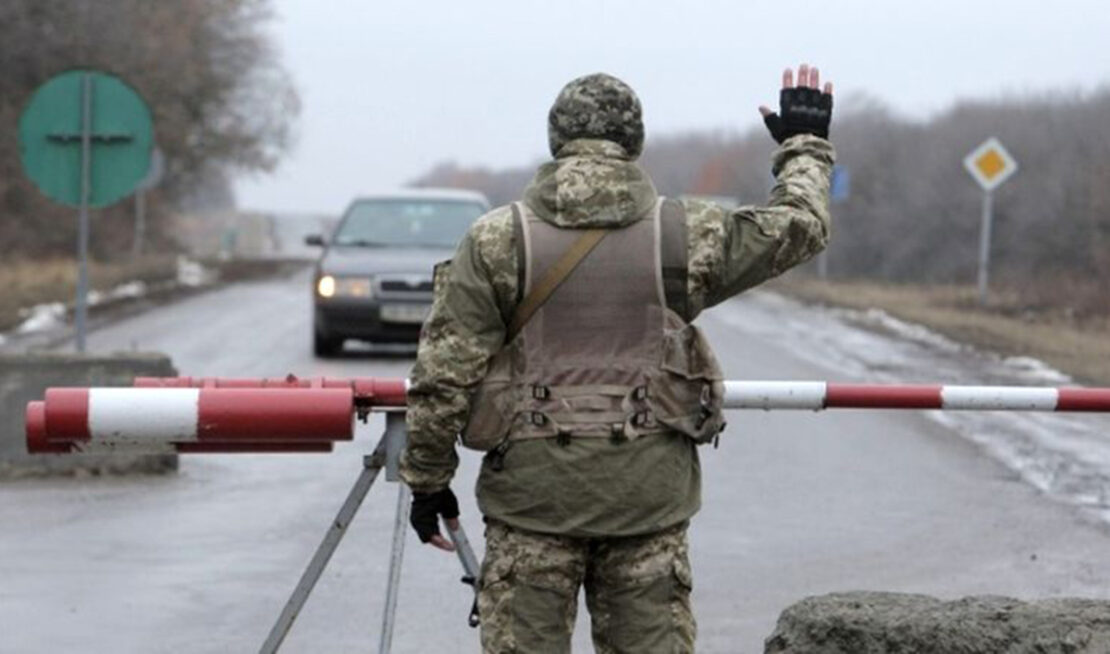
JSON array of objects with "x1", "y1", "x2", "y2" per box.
[{"x1": 28, "y1": 385, "x2": 355, "y2": 454}]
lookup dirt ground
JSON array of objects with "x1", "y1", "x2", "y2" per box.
[{"x1": 769, "y1": 275, "x2": 1110, "y2": 386}]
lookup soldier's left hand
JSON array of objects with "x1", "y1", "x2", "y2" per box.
[
  {"x1": 410, "y1": 487, "x2": 461, "y2": 552},
  {"x1": 759, "y1": 63, "x2": 834, "y2": 143}
]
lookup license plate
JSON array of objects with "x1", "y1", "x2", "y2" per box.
[{"x1": 380, "y1": 303, "x2": 431, "y2": 324}]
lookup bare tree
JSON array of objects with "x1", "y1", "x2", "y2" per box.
[
  {"x1": 0, "y1": 0, "x2": 299, "y2": 258},
  {"x1": 409, "y1": 88, "x2": 1110, "y2": 316}
]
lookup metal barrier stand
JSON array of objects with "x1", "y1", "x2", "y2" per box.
[{"x1": 258, "y1": 412, "x2": 478, "y2": 654}]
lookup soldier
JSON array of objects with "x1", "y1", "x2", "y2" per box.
[{"x1": 402, "y1": 65, "x2": 835, "y2": 653}]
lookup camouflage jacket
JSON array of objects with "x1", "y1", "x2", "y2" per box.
[{"x1": 402, "y1": 135, "x2": 834, "y2": 531}]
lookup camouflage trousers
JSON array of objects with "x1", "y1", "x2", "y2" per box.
[{"x1": 477, "y1": 520, "x2": 695, "y2": 653}]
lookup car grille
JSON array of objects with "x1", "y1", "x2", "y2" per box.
[{"x1": 377, "y1": 275, "x2": 434, "y2": 297}]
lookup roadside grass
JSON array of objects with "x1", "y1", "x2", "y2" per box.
[
  {"x1": 0, "y1": 257, "x2": 177, "y2": 332},
  {"x1": 0, "y1": 256, "x2": 311, "y2": 334},
  {"x1": 768, "y1": 275, "x2": 1110, "y2": 386}
]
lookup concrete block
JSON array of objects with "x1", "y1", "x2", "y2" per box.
[
  {"x1": 0, "y1": 352, "x2": 178, "y2": 478},
  {"x1": 765, "y1": 591, "x2": 1110, "y2": 654}
]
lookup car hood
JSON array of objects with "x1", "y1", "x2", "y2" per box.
[{"x1": 317, "y1": 245, "x2": 451, "y2": 277}]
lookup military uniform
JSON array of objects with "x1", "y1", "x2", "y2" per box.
[{"x1": 401, "y1": 73, "x2": 834, "y2": 653}]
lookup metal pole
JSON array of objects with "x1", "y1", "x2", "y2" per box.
[
  {"x1": 132, "y1": 190, "x2": 145, "y2": 258},
  {"x1": 76, "y1": 72, "x2": 93, "y2": 352},
  {"x1": 446, "y1": 521, "x2": 483, "y2": 628},
  {"x1": 379, "y1": 483, "x2": 411, "y2": 654},
  {"x1": 977, "y1": 190, "x2": 993, "y2": 306},
  {"x1": 816, "y1": 251, "x2": 828, "y2": 280},
  {"x1": 447, "y1": 522, "x2": 481, "y2": 587},
  {"x1": 258, "y1": 445, "x2": 388, "y2": 654},
  {"x1": 379, "y1": 410, "x2": 411, "y2": 654}
]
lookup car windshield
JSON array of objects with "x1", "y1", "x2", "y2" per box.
[{"x1": 332, "y1": 199, "x2": 485, "y2": 248}]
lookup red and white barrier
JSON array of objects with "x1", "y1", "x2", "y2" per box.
[
  {"x1": 28, "y1": 386, "x2": 355, "y2": 454},
  {"x1": 26, "y1": 376, "x2": 1110, "y2": 455},
  {"x1": 134, "y1": 375, "x2": 408, "y2": 408},
  {"x1": 723, "y1": 381, "x2": 1110, "y2": 412}
]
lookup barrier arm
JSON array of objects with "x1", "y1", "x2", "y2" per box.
[{"x1": 25, "y1": 376, "x2": 1110, "y2": 455}]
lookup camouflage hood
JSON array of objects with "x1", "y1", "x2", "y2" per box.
[{"x1": 522, "y1": 138, "x2": 658, "y2": 228}]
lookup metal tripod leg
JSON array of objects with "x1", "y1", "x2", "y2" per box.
[
  {"x1": 259, "y1": 412, "x2": 479, "y2": 652},
  {"x1": 258, "y1": 437, "x2": 387, "y2": 654},
  {"x1": 378, "y1": 482, "x2": 411, "y2": 653}
]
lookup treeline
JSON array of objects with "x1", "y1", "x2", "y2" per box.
[
  {"x1": 412, "y1": 90, "x2": 1110, "y2": 315},
  {"x1": 0, "y1": 0, "x2": 297, "y2": 259}
]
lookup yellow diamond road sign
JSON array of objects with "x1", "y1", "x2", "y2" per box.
[{"x1": 963, "y1": 137, "x2": 1018, "y2": 192}]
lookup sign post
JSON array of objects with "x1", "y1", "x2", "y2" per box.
[
  {"x1": 77, "y1": 73, "x2": 93, "y2": 352},
  {"x1": 963, "y1": 137, "x2": 1018, "y2": 305},
  {"x1": 19, "y1": 70, "x2": 153, "y2": 351}
]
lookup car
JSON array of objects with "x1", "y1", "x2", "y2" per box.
[{"x1": 305, "y1": 189, "x2": 490, "y2": 356}]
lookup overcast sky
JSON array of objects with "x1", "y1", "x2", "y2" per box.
[{"x1": 234, "y1": 0, "x2": 1110, "y2": 214}]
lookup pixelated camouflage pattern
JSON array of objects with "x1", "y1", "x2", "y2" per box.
[
  {"x1": 478, "y1": 520, "x2": 694, "y2": 653},
  {"x1": 686, "y1": 133, "x2": 834, "y2": 317},
  {"x1": 548, "y1": 73, "x2": 644, "y2": 159},
  {"x1": 400, "y1": 133, "x2": 834, "y2": 499},
  {"x1": 524, "y1": 139, "x2": 656, "y2": 229},
  {"x1": 400, "y1": 208, "x2": 516, "y2": 492}
]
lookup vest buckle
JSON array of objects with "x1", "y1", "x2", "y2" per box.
[
  {"x1": 695, "y1": 407, "x2": 712, "y2": 430},
  {"x1": 529, "y1": 411, "x2": 548, "y2": 426},
  {"x1": 486, "y1": 440, "x2": 512, "y2": 471},
  {"x1": 632, "y1": 385, "x2": 648, "y2": 401},
  {"x1": 532, "y1": 385, "x2": 550, "y2": 400}
]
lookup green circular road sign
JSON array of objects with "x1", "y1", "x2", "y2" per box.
[{"x1": 18, "y1": 70, "x2": 153, "y2": 208}]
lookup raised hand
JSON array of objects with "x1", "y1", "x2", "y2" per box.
[{"x1": 759, "y1": 63, "x2": 834, "y2": 144}]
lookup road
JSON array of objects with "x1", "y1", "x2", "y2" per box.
[{"x1": 3, "y1": 268, "x2": 1110, "y2": 653}]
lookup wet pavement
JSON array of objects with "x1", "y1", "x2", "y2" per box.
[{"x1": 3, "y1": 271, "x2": 1110, "y2": 653}]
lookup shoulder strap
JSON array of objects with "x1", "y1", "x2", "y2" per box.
[
  {"x1": 508, "y1": 225, "x2": 609, "y2": 339},
  {"x1": 659, "y1": 197, "x2": 689, "y2": 320},
  {"x1": 510, "y1": 203, "x2": 526, "y2": 306}
]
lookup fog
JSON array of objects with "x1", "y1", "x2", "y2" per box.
[{"x1": 235, "y1": 0, "x2": 1110, "y2": 214}]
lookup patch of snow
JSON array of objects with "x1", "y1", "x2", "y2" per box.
[
  {"x1": 177, "y1": 256, "x2": 213, "y2": 287},
  {"x1": 107, "y1": 280, "x2": 148, "y2": 300},
  {"x1": 1002, "y1": 356, "x2": 1073, "y2": 385},
  {"x1": 16, "y1": 303, "x2": 67, "y2": 334},
  {"x1": 856, "y1": 307, "x2": 966, "y2": 353}
]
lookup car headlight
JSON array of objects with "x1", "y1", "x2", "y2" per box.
[{"x1": 318, "y1": 275, "x2": 374, "y2": 298}]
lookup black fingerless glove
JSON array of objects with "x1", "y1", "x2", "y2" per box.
[
  {"x1": 409, "y1": 487, "x2": 460, "y2": 543},
  {"x1": 763, "y1": 87, "x2": 833, "y2": 144}
]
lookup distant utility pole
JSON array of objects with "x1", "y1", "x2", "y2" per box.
[
  {"x1": 963, "y1": 138, "x2": 1018, "y2": 305},
  {"x1": 132, "y1": 147, "x2": 164, "y2": 258},
  {"x1": 819, "y1": 164, "x2": 850, "y2": 280}
]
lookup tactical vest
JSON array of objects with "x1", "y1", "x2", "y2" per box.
[{"x1": 460, "y1": 198, "x2": 725, "y2": 451}]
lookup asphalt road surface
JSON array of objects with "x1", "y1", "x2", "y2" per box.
[{"x1": 3, "y1": 268, "x2": 1110, "y2": 653}]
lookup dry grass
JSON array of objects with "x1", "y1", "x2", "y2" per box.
[
  {"x1": 769, "y1": 276, "x2": 1110, "y2": 386},
  {"x1": 0, "y1": 256, "x2": 177, "y2": 332}
]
